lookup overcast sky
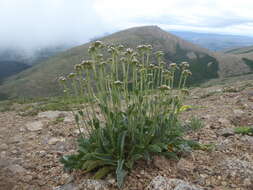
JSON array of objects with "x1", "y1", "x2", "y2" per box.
[{"x1": 1, "y1": 0, "x2": 253, "y2": 51}]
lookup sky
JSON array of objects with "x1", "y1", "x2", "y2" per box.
[{"x1": 1, "y1": 0, "x2": 253, "y2": 51}]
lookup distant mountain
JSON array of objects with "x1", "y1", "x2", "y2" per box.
[
  {"x1": 170, "y1": 31, "x2": 253, "y2": 51},
  {"x1": 0, "y1": 26, "x2": 251, "y2": 99}
]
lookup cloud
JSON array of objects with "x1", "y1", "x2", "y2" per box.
[
  {"x1": 1, "y1": 0, "x2": 253, "y2": 53},
  {"x1": 133, "y1": 14, "x2": 253, "y2": 28},
  {"x1": 94, "y1": 0, "x2": 253, "y2": 36},
  {"x1": 0, "y1": 0, "x2": 107, "y2": 51}
]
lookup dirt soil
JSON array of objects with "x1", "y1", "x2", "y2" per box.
[{"x1": 0, "y1": 79, "x2": 252, "y2": 190}]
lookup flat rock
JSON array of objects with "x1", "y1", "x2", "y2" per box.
[
  {"x1": 26, "y1": 121, "x2": 43, "y2": 131},
  {"x1": 219, "y1": 158, "x2": 253, "y2": 182},
  {"x1": 233, "y1": 109, "x2": 244, "y2": 117},
  {"x1": 217, "y1": 128, "x2": 234, "y2": 137},
  {"x1": 153, "y1": 156, "x2": 171, "y2": 170},
  {"x1": 78, "y1": 179, "x2": 110, "y2": 190},
  {"x1": 54, "y1": 179, "x2": 110, "y2": 190},
  {"x1": 177, "y1": 159, "x2": 195, "y2": 174},
  {"x1": 64, "y1": 115, "x2": 74, "y2": 123},
  {"x1": 48, "y1": 137, "x2": 65, "y2": 145},
  {"x1": 218, "y1": 118, "x2": 231, "y2": 127},
  {"x1": 54, "y1": 183, "x2": 78, "y2": 190},
  {"x1": 146, "y1": 176, "x2": 203, "y2": 190},
  {"x1": 0, "y1": 143, "x2": 8, "y2": 150},
  {"x1": 10, "y1": 135, "x2": 23, "y2": 143},
  {"x1": 0, "y1": 158, "x2": 10, "y2": 168},
  {"x1": 38, "y1": 111, "x2": 68, "y2": 119},
  {"x1": 8, "y1": 164, "x2": 26, "y2": 174}
]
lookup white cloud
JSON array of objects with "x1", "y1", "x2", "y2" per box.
[
  {"x1": 94, "y1": 0, "x2": 253, "y2": 36},
  {"x1": 1, "y1": 0, "x2": 253, "y2": 52}
]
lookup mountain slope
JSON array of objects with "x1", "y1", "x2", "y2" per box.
[
  {"x1": 0, "y1": 26, "x2": 251, "y2": 98},
  {"x1": 171, "y1": 31, "x2": 253, "y2": 51},
  {"x1": 0, "y1": 61, "x2": 30, "y2": 83},
  {"x1": 224, "y1": 46, "x2": 253, "y2": 71}
]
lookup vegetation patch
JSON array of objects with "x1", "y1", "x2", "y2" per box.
[
  {"x1": 59, "y1": 42, "x2": 201, "y2": 188},
  {"x1": 242, "y1": 58, "x2": 253, "y2": 70},
  {"x1": 186, "y1": 116, "x2": 204, "y2": 131},
  {"x1": 0, "y1": 100, "x2": 12, "y2": 112},
  {"x1": 234, "y1": 126, "x2": 253, "y2": 136},
  {"x1": 164, "y1": 44, "x2": 219, "y2": 85}
]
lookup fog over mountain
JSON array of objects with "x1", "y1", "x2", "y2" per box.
[
  {"x1": 2, "y1": 0, "x2": 253, "y2": 54},
  {"x1": 0, "y1": 0, "x2": 108, "y2": 54}
]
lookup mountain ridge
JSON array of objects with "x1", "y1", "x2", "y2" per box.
[{"x1": 0, "y1": 26, "x2": 251, "y2": 99}]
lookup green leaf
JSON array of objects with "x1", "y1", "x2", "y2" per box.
[
  {"x1": 75, "y1": 114, "x2": 79, "y2": 123},
  {"x1": 78, "y1": 110, "x2": 84, "y2": 117},
  {"x1": 148, "y1": 144, "x2": 162, "y2": 153},
  {"x1": 93, "y1": 166, "x2": 113, "y2": 179},
  {"x1": 117, "y1": 130, "x2": 127, "y2": 158},
  {"x1": 116, "y1": 160, "x2": 127, "y2": 188},
  {"x1": 82, "y1": 160, "x2": 106, "y2": 172}
]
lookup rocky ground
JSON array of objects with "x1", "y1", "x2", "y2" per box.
[{"x1": 0, "y1": 78, "x2": 252, "y2": 190}]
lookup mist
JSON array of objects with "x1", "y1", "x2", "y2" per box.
[{"x1": 0, "y1": 0, "x2": 108, "y2": 55}]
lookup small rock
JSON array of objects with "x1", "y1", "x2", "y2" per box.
[
  {"x1": 218, "y1": 158, "x2": 253, "y2": 182},
  {"x1": 0, "y1": 143, "x2": 8, "y2": 150},
  {"x1": 0, "y1": 158, "x2": 10, "y2": 168},
  {"x1": 26, "y1": 121, "x2": 43, "y2": 131},
  {"x1": 79, "y1": 179, "x2": 110, "y2": 190},
  {"x1": 218, "y1": 118, "x2": 231, "y2": 127},
  {"x1": 38, "y1": 111, "x2": 66, "y2": 119},
  {"x1": 10, "y1": 135, "x2": 23, "y2": 143},
  {"x1": 53, "y1": 141, "x2": 68, "y2": 151},
  {"x1": 217, "y1": 128, "x2": 235, "y2": 137},
  {"x1": 54, "y1": 183, "x2": 78, "y2": 190},
  {"x1": 73, "y1": 128, "x2": 86, "y2": 135},
  {"x1": 177, "y1": 159, "x2": 194, "y2": 174},
  {"x1": 153, "y1": 156, "x2": 171, "y2": 170},
  {"x1": 64, "y1": 116, "x2": 74, "y2": 123},
  {"x1": 241, "y1": 136, "x2": 253, "y2": 147},
  {"x1": 21, "y1": 175, "x2": 33, "y2": 183},
  {"x1": 107, "y1": 178, "x2": 116, "y2": 185},
  {"x1": 201, "y1": 115, "x2": 212, "y2": 120},
  {"x1": 233, "y1": 109, "x2": 244, "y2": 117},
  {"x1": 0, "y1": 151, "x2": 7, "y2": 158},
  {"x1": 48, "y1": 137, "x2": 65, "y2": 145},
  {"x1": 243, "y1": 178, "x2": 252, "y2": 187},
  {"x1": 216, "y1": 139, "x2": 231, "y2": 151},
  {"x1": 8, "y1": 164, "x2": 26, "y2": 174},
  {"x1": 146, "y1": 176, "x2": 203, "y2": 190}
]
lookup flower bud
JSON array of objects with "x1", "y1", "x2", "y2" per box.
[
  {"x1": 74, "y1": 64, "x2": 82, "y2": 71},
  {"x1": 181, "y1": 89, "x2": 190, "y2": 95},
  {"x1": 68, "y1": 73, "x2": 76, "y2": 79},
  {"x1": 58, "y1": 76, "x2": 66, "y2": 83},
  {"x1": 113, "y1": 80, "x2": 123, "y2": 86},
  {"x1": 94, "y1": 41, "x2": 103, "y2": 48},
  {"x1": 131, "y1": 57, "x2": 139, "y2": 65},
  {"x1": 159, "y1": 85, "x2": 171, "y2": 91}
]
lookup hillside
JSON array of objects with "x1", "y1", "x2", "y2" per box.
[
  {"x1": 224, "y1": 46, "x2": 253, "y2": 71},
  {"x1": 0, "y1": 61, "x2": 30, "y2": 83},
  {"x1": 171, "y1": 31, "x2": 253, "y2": 51},
  {"x1": 0, "y1": 26, "x2": 251, "y2": 99}
]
